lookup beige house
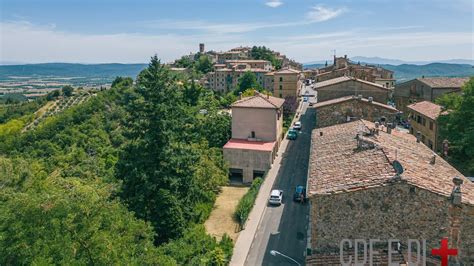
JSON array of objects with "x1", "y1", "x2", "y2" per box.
[
  {"x1": 407, "y1": 101, "x2": 447, "y2": 151},
  {"x1": 306, "y1": 120, "x2": 474, "y2": 264},
  {"x1": 206, "y1": 67, "x2": 270, "y2": 94},
  {"x1": 223, "y1": 92, "x2": 285, "y2": 183},
  {"x1": 225, "y1": 60, "x2": 273, "y2": 71},
  {"x1": 314, "y1": 76, "x2": 391, "y2": 104},
  {"x1": 273, "y1": 68, "x2": 303, "y2": 99}
]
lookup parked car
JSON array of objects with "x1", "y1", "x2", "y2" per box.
[
  {"x1": 269, "y1": 189, "x2": 283, "y2": 205},
  {"x1": 293, "y1": 185, "x2": 306, "y2": 202},
  {"x1": 287, "y1": 129, "x2": 298, "y2": 140},
  {"x1": 303, "y1": 97, "x2": 308, "y2": 102},
  {"x1": 294, "y1": 121, "x2": 302, "y2": 130}
]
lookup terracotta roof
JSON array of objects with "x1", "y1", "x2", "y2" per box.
[
  {"x1": 231, "y1": 92, "x2": 285, "y2": 109},
  {"x1": 308, "y1": 120, "x2": 474, "y2": 205},
  {"x1": 314, "y1": 95, "x2": 398, "y2": 111},
  {"x1": 407, "y1": 101, "x2": 444, "y2": 120},
  {"x1": 418, "y1": 77, "x2": 469, "y2": 88},
  {"x1": 275, "y1": 68, "x2": 300, "y2": 74},
  {"x1": 314, "y1": 76, "x2": 390, "y2": 91},
  {"x1": 223, "y1": 139, "x2": 275, "y2": 151}
]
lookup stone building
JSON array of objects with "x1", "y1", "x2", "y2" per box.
[
  {"x1": 316, "y1": 55, "x2": 395, "y2": 87},
  {"x1": 394, "y1": 77, "x2": 469, "y2": 114},
  {"x1": 224, "y1": 60, "x2": 273, "y2": 71},
  {"x1": 314, "y1": 76, "x2": 391, "y2": 104},
  {"x1": 313, "y1": 95, "x2": 399, "y2": 128},
  {"x1": 307, "y1": 120, "x2": 474, "y2": 264},
  {"x1": 206, "y1": 66, "x2": 270, "y2": 94},
  {"x1": 407, "y1": 101, "x2": 447, "y2": 152},
  {"x1": 273, "y1": 68, "x2": 303, "y2": 98},
  {"x1": 223, "y1": 92, "x2": 285, "y2": 183}
]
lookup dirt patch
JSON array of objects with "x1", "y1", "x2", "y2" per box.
[{"x1": 205, "y1": 186, "x2": 249, "y2": 242}]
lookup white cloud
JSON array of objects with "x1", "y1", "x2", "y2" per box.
[
  {"x1": 306, "y1": 5, "x2": 347, "y2": 22},
  {"x1": 1, "y1": 21, "x2": 472, "y2": 64},
  {"x1": 0, "y1": 21, "x2": 241, "y2": 63},
  {"x1": 265, "y1": 0, "x2": 283, "y2": 8}
]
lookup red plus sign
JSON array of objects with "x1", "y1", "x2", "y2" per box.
[{"x1": 431, "y1": 238, "x2": 458, "y2": 266}]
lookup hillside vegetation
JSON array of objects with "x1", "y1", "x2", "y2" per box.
[{"x1": 0, "y1": 56, "x2": 234, "y2": 264}]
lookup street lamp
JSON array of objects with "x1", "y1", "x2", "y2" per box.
[{"x1": 269, "y1": 250, "x2": 301, "y2": 265}]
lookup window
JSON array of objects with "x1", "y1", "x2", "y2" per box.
[
  {"x1": 279, "y1": 93, "x2": 282, "y2": 98},
  {"x1": 279, "y1": 77, "x2": 283, "y2": 82},
  {"x1": 251, "y1": 131, "x2": 255, "y2": 138},
  {"x1": 429, "y1": 121, "x2": 434, "y2": 130},
  {"x1": 279, "y1": 85, "x2": 283, "y2": 90},
  {"x1": 417, "y1": 115, "x2": 422, "y2": 124},
  {"x1": 422, "y1": 117, "x2": 426, "y2": 126}
]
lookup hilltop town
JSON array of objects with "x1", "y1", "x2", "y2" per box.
[{"x1": 1, "y1": 44, "x2": 473, "y2": 265}]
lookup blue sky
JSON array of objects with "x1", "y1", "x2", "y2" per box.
[{"x1": 1, "y1": 0, "x2": 472, "y2": 63}]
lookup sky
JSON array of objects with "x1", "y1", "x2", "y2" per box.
[{"x1": 0, "y1": 0, "x2": 473, "y2": 64}]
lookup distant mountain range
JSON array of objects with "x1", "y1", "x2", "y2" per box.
[
  {"x1": 0, "y1": 63, "x2": 148, "y2": 79},
  {"x1": 304, "y1": 56, "x2": 474, "y2": 66}
]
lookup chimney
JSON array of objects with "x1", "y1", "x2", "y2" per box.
[
  {"x1": 357, "y1": 94, "x2": 362, "y2": 100},
  {"x1": 430, "y1": 155, "x2": 436, "y2": 165},
  {"x1": 416, "y1": 131, "x2": 421, "y2": 142},
  {"x1": 451, "y1": 176, "x2": 463, "y2": 206},
  {"x1": 239, "y1": 92, "x2": 242, "y2": 100},
  {"x1": 387, "y1": 123, "x2": 393, "y2": 134},
  {"x1": 368, "y1": 97, "x2": 373, "y2": 103}
]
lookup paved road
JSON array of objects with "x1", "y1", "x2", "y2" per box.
[{"x1": 245, "y1": 100, "x2": 316, "y2": 265}]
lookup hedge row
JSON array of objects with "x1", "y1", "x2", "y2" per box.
[{"x1": 234, "y1": 177, "x2": 264, "y2": 228}]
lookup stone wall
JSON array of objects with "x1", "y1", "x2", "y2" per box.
[
  {"x1": 316, "y1": 80, "x2": 389, "y2": 104},
  {"x1": 310, "y1": 182, "x2": 474, "y2": 263},
  {"x1": 223, "y1": 148, "x2": 273, "y2": 183},
  {"x1": 315, "y1": 99, "x2": 398, "y2": 128}
]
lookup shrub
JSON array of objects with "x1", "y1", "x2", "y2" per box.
[{"x1": 234, "y1": 177, "x2": 263, "y2": 227}]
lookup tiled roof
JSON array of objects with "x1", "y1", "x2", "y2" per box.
[
  {"x1": 418, "y1": 77, "x2": 469, "y2": 88},
  {"x1": 223, "y1": 139, "x2": 275, "y2": 151},
  {"x1": 407, "y1": 101, "x2": 443, "y2": 120},
  {"x1": 308, "y1": 120, "x2": 474, "y2": 205},
  {"x1": 314, "y1": 76, "x2": 390, "y2": 91},
  {"x1": 313, "y1": 95, "x2": 398, "y2": 111},
  {"x1": 275, "y1": 68, "x2": 300, "y2": 74},
  {"x1": 231, "y1": 92, "x2": 285, "y2": 109}
]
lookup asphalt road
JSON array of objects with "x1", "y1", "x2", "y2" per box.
[{"x1": 245, "y1": 96, "x2": 316, "y2": 265}]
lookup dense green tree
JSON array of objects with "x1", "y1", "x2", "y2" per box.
[
  {"x1": 435, "y1": 92, "x2": 462, "y2": 110},
  {"x1": 195, "y1": 55, "x2": 213, "y2": 74},
  {"x1": 437, "y1": 77, "x2": 474, "y2": 175},
  {"x1": 250, "y1": 46, "x2": 282, "y2": 70},
  {"x1": 0, "y1": 157, "x2": 167, "y2": 265},
  {"x1": 111, "y1": 76, "x2": 133, "y2": 88},
  {"x1": 62, "y1": 85, "x2": 74, "y2": 97},
  {"x1": 235, "y1": 71, "x2": 261, "y2": 95}
]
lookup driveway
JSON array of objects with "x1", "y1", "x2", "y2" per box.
[{"x1": 245, "y1": 103, "x2": 316, "y2": 265}]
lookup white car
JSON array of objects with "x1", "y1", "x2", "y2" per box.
[
  {"x1": 269, "y1": 189, "x2": 283, "y2": 205},
  {"x1": 294, "y1": 121, "x2": 302, "y2": 130}
]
